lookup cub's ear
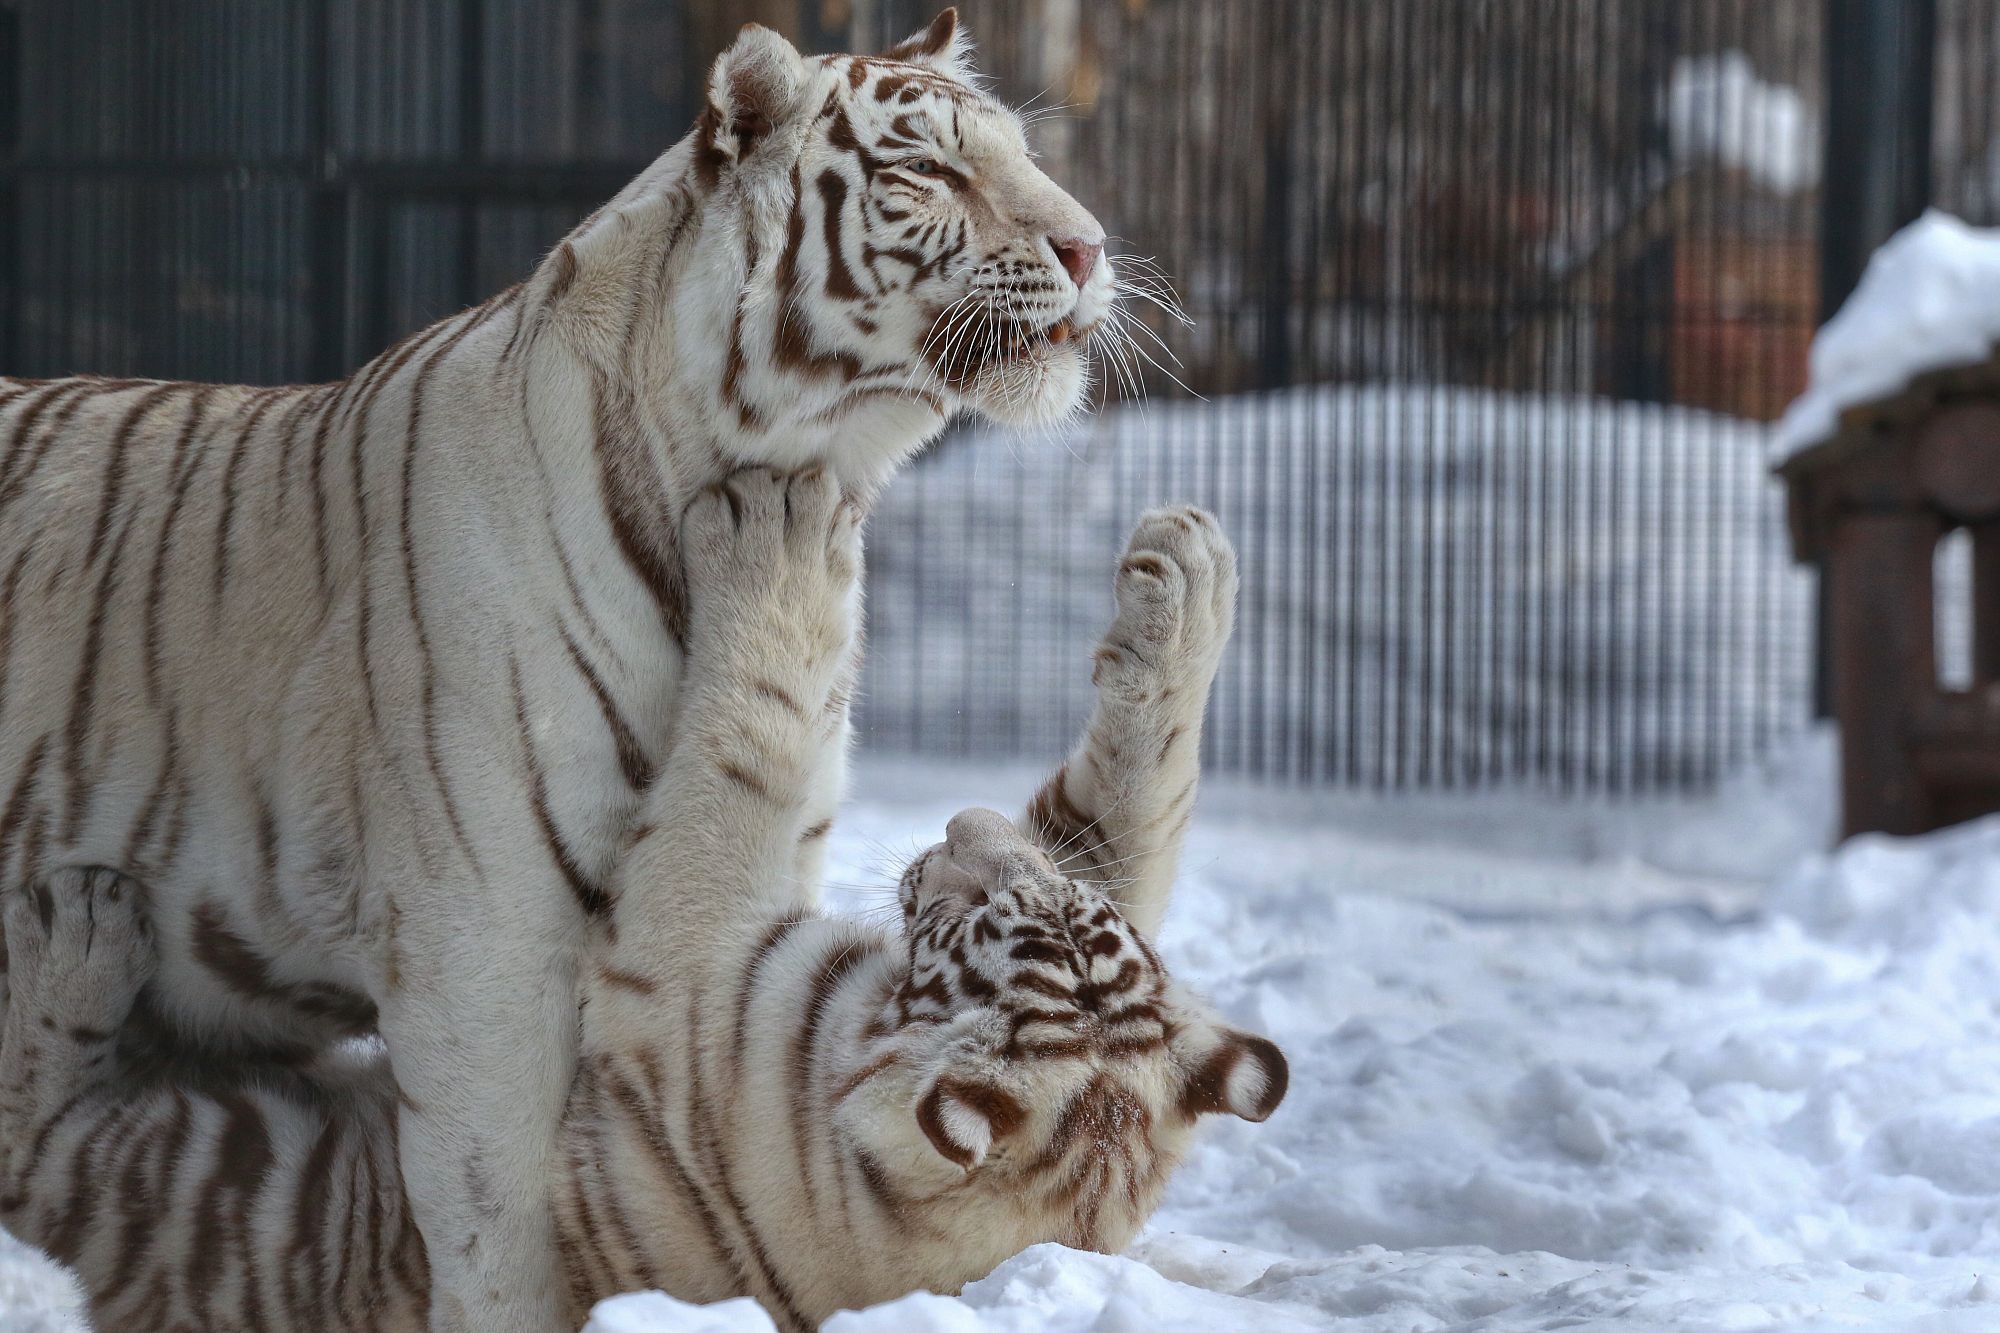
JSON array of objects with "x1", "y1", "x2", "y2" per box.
[
  {"x1": 1180, "y1": 1029, "x2": 1289, "y2": 1123},
  {"x1": 883, "y1": 8, "x2": 977, "y2": 82},
  {"x1": 915, "y1": 1075, "x2": 1025, "y2": 1171},
  {"x1": 702, "y1": 23, "x2": 808, "y2": 170}
]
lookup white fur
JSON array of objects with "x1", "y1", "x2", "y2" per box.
[
  {"x1": 0, "y1": 19, "x2": 1115, "y2": 1331},
  {"x1": 0, "y1": 496, "x2": 1285, "y2": 1333},
  {"x1": 564, "y1": 497, "x2": 1282, "y2": 1328}
]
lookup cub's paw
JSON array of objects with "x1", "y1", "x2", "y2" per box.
[
  {"x1": 685, "y1": 466, "x2": 860, "y2": 602},
  {"x1": 3, "y1": 867, "x2": 154, "y2": 1033},
  {"x1": 1094, "y1": 506, "x2": 1238, "y2": 706}
]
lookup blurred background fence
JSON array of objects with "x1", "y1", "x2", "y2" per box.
[{"x1": 1, "y1": 0, "x2": 1994, "y2": 793}]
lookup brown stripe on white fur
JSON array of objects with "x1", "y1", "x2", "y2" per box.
[{"x1": 510, "y1": 653, "x2": 613, "y2": 918}]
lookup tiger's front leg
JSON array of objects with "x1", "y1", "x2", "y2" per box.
[
  {"x1": 1021, "y1": 507, "x2": 1238, "y2": 939},
  {"x1": 594, "y1": 465, "x2": 862, "y2": 959},
  {"x1": 376, "y1": 842, "x2": 582, "y2": 1333}
]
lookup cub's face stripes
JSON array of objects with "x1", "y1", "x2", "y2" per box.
[{"x1": 870, "y1": 811, "x2": 1288, "y2": 1254}]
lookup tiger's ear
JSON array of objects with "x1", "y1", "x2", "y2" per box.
[
  {"x1": 915, "y1": 1075, "x2": 1025, "y2": 1171},
  {"x1": 883, "y1": 8, "x2": 977, "y2": 83},
  {"x1": 702, "y1": 23, "x2": 808, "y2": 171},
  {"x1": 1179, "y1": 1029, "x2": 1288, "y2": 1124}
]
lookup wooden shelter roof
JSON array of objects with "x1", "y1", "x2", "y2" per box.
[{"x1": 1777, "y1": 347, "x2": 2000, "y2": 481}]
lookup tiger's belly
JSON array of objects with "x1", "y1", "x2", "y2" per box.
[
  {"x1": 132, "y1": 770, "x2": 382, "y2": 1060},
  {"x1": 0, "y1": 680, "x2": 380, "y2": 1058},
  {"x1": 31, "y1": 598, "x2": 677, "y2": 1061}
]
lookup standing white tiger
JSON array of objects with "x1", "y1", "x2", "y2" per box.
[
  {"x1": 0, "y1": 12, "x2": 1122, "y2": 1328},
  {"x1": 0, "y1": 479, "x2": 1285, "y2": 1332}
]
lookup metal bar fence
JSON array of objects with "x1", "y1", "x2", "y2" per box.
[{"x1": 1, "y1": 0, "x2": 1993, "y2": 793}]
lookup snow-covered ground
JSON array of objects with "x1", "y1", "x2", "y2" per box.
[
  {"x1": 22, "y1": 737, "x2": 2000, "y2": 1331},
  {"x1": 599, "y1": 742, "x2": 2000, "y2": 1331}
]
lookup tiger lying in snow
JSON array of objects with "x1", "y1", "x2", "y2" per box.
[{"x1": 0, "y1": 472, "x2": 1286, "y2": 1333}]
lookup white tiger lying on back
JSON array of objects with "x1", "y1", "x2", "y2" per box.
[{"x1": 0, "y1": 476, "x2": 1285, "y2": 1333}]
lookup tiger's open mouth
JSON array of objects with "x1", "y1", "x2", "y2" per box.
[
  {"x1": 999, "y1": 316, "x2": 1080, "y2": 359},
  {"x1": 937, "y1": 315, "x2": 1089, "y2": 383}
]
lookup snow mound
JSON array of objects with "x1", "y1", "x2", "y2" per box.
[
  {"x1": 1776, "y1": 211, "x2": 2000, "y2": 457},
  {"x1": 22, "y1": 758, "x2": 2000, "y2": 1331},
  {"x1": 585, "y1": 1291, "x2": 778, "y2": 1332},
  {"x1": 1668, "y1": 51, "x2": 1820, "y2": 194}
]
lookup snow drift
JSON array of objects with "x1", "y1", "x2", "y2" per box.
[
  {"x1": 538, "y1": 748, "x2": 1999, "y2": 1331},
  {"x1": 14, "y1": 748, "x2": 2000, "y2": 1329}
]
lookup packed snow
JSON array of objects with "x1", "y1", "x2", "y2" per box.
[
  {"x1": 1667, "y1": 52, "x2": 1820, "y2": 195},
  {"x1": 23, "y1": 736, "x2": 2000, "y2": 1329},
  {"x1": 1775, "y1": 211, "x2": 2000, "y2": 458}
]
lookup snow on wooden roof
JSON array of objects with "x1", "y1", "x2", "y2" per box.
[{"x1": 1775, "y1": 211, "x2": 2000, "y2": 468}]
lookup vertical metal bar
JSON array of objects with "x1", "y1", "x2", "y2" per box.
[
  {"x1": 1821, "y1": 0, "x2": 1936, "y2": 316},
  {"x1": 306, "y1": 0, "x2": 347, "y2": 380},
  {"x1": 0, "y1": 1, "x2": 19, "y2": 374},
  {"x1": 457, "y1": 0, "x2": 482, "y2": 308},
  {"x1": 1818, "y1": 0, "x2": 1938, "y2": 717}
]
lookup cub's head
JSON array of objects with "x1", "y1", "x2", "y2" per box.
[
  {"x1": 853, "y1": 808, "x2": 1285, "y2": 1254},
  {"x1": 701, "y1": 10, "x2": 1117, "y2": 431}
]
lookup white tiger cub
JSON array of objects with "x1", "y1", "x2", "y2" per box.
[
  {"x1": 0, "y1": 475, "x2": 1285, "y2": 1332},
  {"x1": 0, "y1": 12, "x2": 1119, "y2": 1327}
]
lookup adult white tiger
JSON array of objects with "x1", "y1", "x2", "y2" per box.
[
  {"x1": 0, "y1": 478, "x2": 1285, "y2": 1333},
  {"x1": 0, "y1": 12, "x2": 1118, "y2": 1329}
]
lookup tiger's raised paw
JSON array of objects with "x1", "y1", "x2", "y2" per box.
[
  {"x1": 687, "y1": 467, "x2": 860, "y2": 592},
  {"x1": 1092, "y1": 506, "x2": 1238, "y2": 706},
  {"x1": 684, "y1": 466, "x2": 863, "y2": 674},
  {"x1": 3, "y1": 867, "x2": 154, "y2": 1034}
]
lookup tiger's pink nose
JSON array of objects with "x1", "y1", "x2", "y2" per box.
[{"x1": 1049, "y1": 235, "x2": 1102, "y2": 287}]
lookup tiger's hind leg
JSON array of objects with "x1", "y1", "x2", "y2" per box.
[
  {"x1": 1021, "y1": 507, "x2": 1238, "y2": 939},
  {"x1": 0, "y1": 868, "x2": 156, "y2": 1258},
  {"x1": 0, "y1": 867, "x2": 432, "y2": 1332}
]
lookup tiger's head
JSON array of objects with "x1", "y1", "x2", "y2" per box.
[
  {"x1": 853, "y1": 808, "x2": 1286, "y2": 1254},
  {"x1": 685, "y1": 9, "x2": 1118, "y2": 460}
]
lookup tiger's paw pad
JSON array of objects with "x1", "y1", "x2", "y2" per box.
[
  {"x1": 3, "y1": 868, "x2": 154, "y2": 1027},
  {"x1": 1094, "y1": 506, "x2": 1238, "y2": 701},
  {"x1": 688, "y1": 466, "x2": 860, "y2": 594}
]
